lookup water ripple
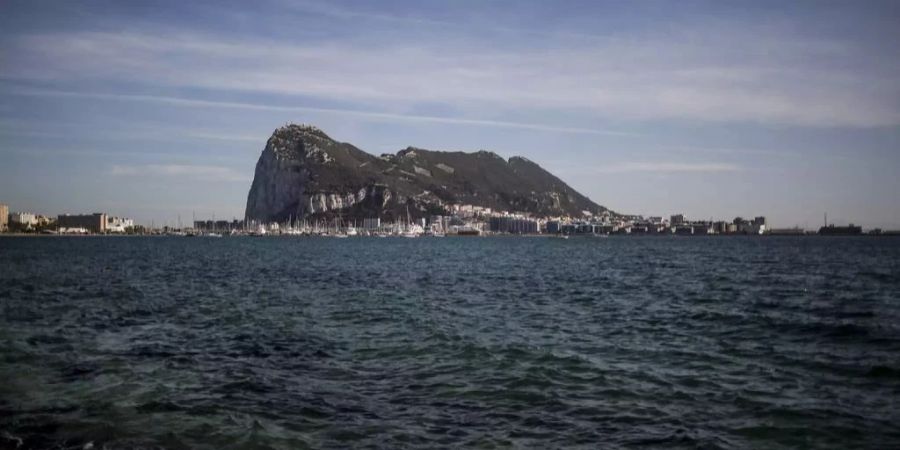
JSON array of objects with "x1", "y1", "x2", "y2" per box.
[{"x1": 1, "y1": 235, "x2": 899, "y2": 448}]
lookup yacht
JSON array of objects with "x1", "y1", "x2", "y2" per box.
[{"x1": 250, "y1": 224, "x2": 267, "y2": 236}]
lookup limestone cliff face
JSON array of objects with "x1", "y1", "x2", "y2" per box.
[
  {"x1": 244, "y1": 133, "x2": 310, "y2": 221},
  {"x1": 245, "y1": 124, "x2": 608, "y2": 222}
]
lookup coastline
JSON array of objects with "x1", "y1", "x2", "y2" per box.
[{"x1": 1, "y1": 233, "x2": 895, "y2": 238}]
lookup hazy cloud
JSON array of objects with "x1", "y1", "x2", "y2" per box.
[
  {"x1": 12, "y1": 88, "x2": 630, "y2": 136},
  {"x1": 6, "y1": 21, "x2": 898, "y2": 127},
  {"x1": 558, "y1": 162, "x2": 742, "y2": 175},
  {"x1": 110, "y1": 164, "x2": 248, "y2": 182}
]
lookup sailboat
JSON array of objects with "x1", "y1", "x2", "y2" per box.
[
  {"x1": 185, "y1": 211, "x2": 198, "y2": 237},
  {"x1": 250, "y1": 223, "x2": 267, "y2": 236},
  {"x1": 401, "y1": 205, "x2": 420, "y2": 238},
  {"x1": 205, "y1": 212, "x2": 222, "y2": 237},
  {"x1": 332, "y1": 213, "x2": 349, "y2": 237}
]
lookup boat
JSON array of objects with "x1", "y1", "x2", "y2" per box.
[
  {"x1": 185, "y1": 211, "x2": 199, "y2": 237},
  {"x1": 250, "y1": 224, "x2": 267, "y2": 236},
  {"x1": 401, "y1": 205, "x2": 421, "y2": 238}
]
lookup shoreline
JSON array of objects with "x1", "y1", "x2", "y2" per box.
[{"x1": 1, "y1": 233, "x2": 895, "y2": 238}]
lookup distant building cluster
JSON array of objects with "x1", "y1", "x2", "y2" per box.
[
  {"x1": 0, "y1": 200, "x2": 895, "y2": 237},
  {"x1": 543, "y1": 214, "x2": 769, "y2": 236},
  {"x1": 438, "y1": 204, "x2": 774, "y2": 236},
  {"x1": 0, "y1": 204, "x2": 137, "y2": 234},
  {"x1": 237, "y1": 204, "x2": 782, "y2": 237},
  {"x1": 4, "y1": 210, "x2": 55, "y2": 232}
]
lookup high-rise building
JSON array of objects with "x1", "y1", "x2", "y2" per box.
[{"x1": 0, "y1": 204, "x2": 8, "y2": 232}]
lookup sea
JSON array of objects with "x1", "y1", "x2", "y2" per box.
[{"x1": 1, "y1": 235, "x2": 898, "y2": 449}]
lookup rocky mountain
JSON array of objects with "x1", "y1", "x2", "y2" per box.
[{"x1": 245, "y1": 124, "x2": 609, "y2": 223}]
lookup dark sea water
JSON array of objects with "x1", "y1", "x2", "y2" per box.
[{"x1": 1, "y1": 236, "x2": 899, "y2": 449}]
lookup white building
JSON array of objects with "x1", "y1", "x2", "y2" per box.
[
  {"x1": 106, "y1": 216, "x2": 135, "y2": 233},
  {"x1": 9, "y1": 212, "x2": 37, "y2": 229}
]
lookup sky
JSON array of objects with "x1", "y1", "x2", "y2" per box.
[{"x1": 1, "y1": 0, "x2": 898, "y2": 229}]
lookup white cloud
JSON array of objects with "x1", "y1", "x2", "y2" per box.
[
  {"x1": 180, "y1": 131, "x2": 264, "y2": 143},
  {"x1": 271, "y1": 0, "x2": 454, "y2": 27},
  {"x1": 4, "y1": 16, "x2": 898, "y2": 127},
  {"x1": 12, "y1": 88, "x2": 630, "y2": 136},
  {"x1": 599, "y1": 162, "x2": 741, "y2": 173},
  {"x1": 0, "y1": 117, "x2": 269, "y2": 144},
  {"x1": 110, "y1": 164, "x2": 248, "y2": 182},
  {"x1": 554, "y1": 162, "x2": 741, "y2": 175}
]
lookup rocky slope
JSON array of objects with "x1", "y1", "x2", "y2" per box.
[{"x1": 245, "y1": 124, "x2": 609, "y2": 222}]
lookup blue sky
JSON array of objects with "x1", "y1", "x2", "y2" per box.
[{"x1": 1, "y1": 0, "x2": 898, "y2": 229}]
